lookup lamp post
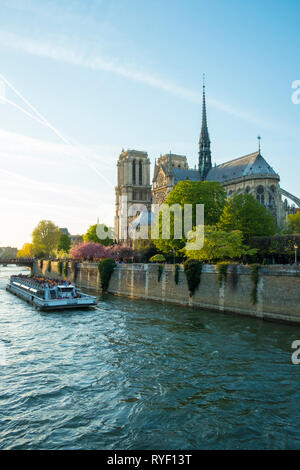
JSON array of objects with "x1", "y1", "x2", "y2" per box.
[{"x1": 294, "y1": 244, "x2": 298, "y2": 264}]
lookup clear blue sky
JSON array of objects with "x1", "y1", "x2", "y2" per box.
[{"x1": 0, "y1": 0, "x2": 299, "y2": 247}]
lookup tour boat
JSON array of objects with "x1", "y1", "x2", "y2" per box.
[{"x1": 6, "y1": 274, "x2": 97, "y2": 311}]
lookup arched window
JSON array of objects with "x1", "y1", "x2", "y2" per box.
[
  {"x1": 245, "y1": 186, "x2": 251, "y2": 194},
  {"x1": 132, "y1": 160, "x2": 136, "y2": 184},
  {"x1": 269, "y1": 194, "x2": 275, "y2": 207},
  {"x1": 139, "y1": 160, "x2": 143, "y2": 185},
  {"x1": 256, "y1": 185, "x2": 265, "y2": 205}
]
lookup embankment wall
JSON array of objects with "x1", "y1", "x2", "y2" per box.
[{"x1": 33, "y1": 261, "x2": 300, "y2": 324}]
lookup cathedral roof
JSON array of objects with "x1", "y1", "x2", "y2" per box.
[
  {"x1": 173, "y1": 168, "x2": 200, "y2": 184},
  {"x1": 206, "y1": 151, "x2": 279, "y2": 183}
]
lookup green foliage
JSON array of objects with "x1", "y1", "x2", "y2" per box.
[
  {"x1": 57, "y1": 250, "x2": 69, "y2": 259},
  {"x1": 166, "y1": 180, "x2": 227, "y2": 225},
  {"x1": 149, "y1": 254, "x2": 166, "y2": 263},
  {"x1": 57, "y1": 260, "x2": 63, "y2": 276},
  {"x1": 63, "y1": 262, "x2": 69, "y2": 278},
  {"x1": 218, "y1": 194, "x2": 278, "y2": 242},
  {"x1": 58, "y1": 233, "x2": 71, "y2": 253},
  {"x1": 250, "y1": 235, "x2": 300, "y2": 261},
  {"x1": 83, "y1": 223, "x2": 114, "y2": 247},
  {"x1": 183, "y1": 259, "x2": 203, "y2": 297},
  {"x1": 152, "y1": 180, "x2": 226, "y2": 255},
  {"x1": 285, "y1": 212, "x2": 300, "y2": 234},
  {"x1": 47, "y1": 260, "x2": 51, "y2": 273},
  {"x1": 98, "y1": 258, "x2": 116, "y2": 292},
  {"x1": 134, "y1": 239, "x2": 158, "y2": 262},
  {"x1": 174, "y1": 264, "x2": 179, "y2": 284},
  {"x1": 249, "y1": 264, "x2": 260, "y2": 305},
  {"x1": 17, "y1": 243, "x2": 34, "y2": 258},
  {"x1": 32, "y1": 220, "x2": 61, "y2": 258},
  {"x1": 157, "y1": 264, "x2": 164, "y2": 282},
  {"x1": 185, "y1": 226, "x2": 257, "y2": 262},
  {"x1": 216, "y1": 261, "x2": 231, "y2": 287}
]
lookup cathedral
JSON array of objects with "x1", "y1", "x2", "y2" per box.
[{"x1": 115, "y1": 84, "x2": 297, "y2": 242}]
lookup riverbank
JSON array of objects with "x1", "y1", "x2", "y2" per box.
[{"x1": 32, "y1": 261, "x2": 300, "y2": 325}]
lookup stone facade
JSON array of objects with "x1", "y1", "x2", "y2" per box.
[
  {"x1": 115, "y1": 149, "x2": 151, "y2": 242},
  {"x1": 115, "y1": 86, "x2": 298, "y2": 241},
  {"x1": 152, "y1": 153, "x2": 195, "y2": 205}
]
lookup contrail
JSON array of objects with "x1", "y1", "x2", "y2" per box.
[
  {"x1": 0, "y1": 72, "x2": 114, "y2": 187},
  {"x1": 2, "y1": 97, "x2": 49, "y2": 127}
]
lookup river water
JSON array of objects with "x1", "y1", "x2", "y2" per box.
[{"x1": 0, "y1": 265, "x2": 299, "y2": 450}]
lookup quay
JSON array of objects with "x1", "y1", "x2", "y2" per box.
[{"x1": 32, "y1": 260, "x2": 300, "y2": 325}]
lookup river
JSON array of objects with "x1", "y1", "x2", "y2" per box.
[{"x1": 0, "y1": 265, "x2": 299, "y2": 449}]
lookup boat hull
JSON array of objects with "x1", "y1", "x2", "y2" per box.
[{"x1": 6, "y1": 284, "x2": 97, "y2": 311}]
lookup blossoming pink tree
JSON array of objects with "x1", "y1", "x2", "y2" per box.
[
  {"x1": 70, "y1": 242, "x2": 108, "y2": 260},
  {"x1": 109, "y1": 245, "x2": 134, "y2": 261},
  {"x1": 70, "y1": 242, "x2": 134, "y2": 262}
]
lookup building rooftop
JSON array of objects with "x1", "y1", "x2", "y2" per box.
[
  {"x1": 173, "y1": 168, "x2": 200, "y2": 184},
  {"x1": 206, "y1": 151, "x2": 279, "y2": 183}
]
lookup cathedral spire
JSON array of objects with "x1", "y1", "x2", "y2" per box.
[
  {"x1": 257, "y1": 135, "x2": 261, "y2": 153},
  {"x1": 198, "y1": 74, "x2": 212, "y2": 180}
]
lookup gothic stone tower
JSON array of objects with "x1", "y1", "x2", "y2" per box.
[
  {"x1": 198, "y1": 79, "x2": 212, "y2": 180},
  {"x1": 115, "y1": 149, "x2": 151, "y2": 242}
]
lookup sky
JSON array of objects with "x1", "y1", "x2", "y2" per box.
[{"x1": 0, "y1": 0, "x2": 299, "y2": 248}]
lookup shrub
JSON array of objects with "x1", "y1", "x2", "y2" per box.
[
  {"x1": 63, "y1": 262, "x2": 69, "y2": 278},
  {"x1": 216, "y1": 261, "x2": 231, "y2": 287},
  {"x1": 158, "y1": 264, "x2": 164, "y2": 282},
  {"x1": 149, "y1": 254, "x2": 166, "y2": 263},
  {"x1": 183, "y1": 259, "x2": 203, "y2": 297},
  {"x1": 98, "y1": 258, "x2": 116, "y2": 292}
]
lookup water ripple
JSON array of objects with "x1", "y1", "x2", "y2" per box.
[{"x1": 0, "y1": 266, "x2": 299, "y2": 449}]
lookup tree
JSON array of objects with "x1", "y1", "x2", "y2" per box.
[
  {"x1": 133, "y1": 239, "x2": 158, "y2": 262},
  {"x1": 57, "y1": 233, "x2": 71, "y2": 253},
  {"x1": 32, "y1": 220, "x2": 61, "y2": 258},
  {"x1": 70, "y1": 242, "x2": 108, "y2": 260},
  {"x1": 70, "y1": 242, "x2": 134, "y2": 262},
  {"x1": 153, "y1": 181, "x2": 227, "y2": 254},
  {"x1": 218, "y1": 194, "x2": 278, "y2": 242},
  {"x1": 249, "y1": 234, "x2": 300, "y2": 263},
  {"x1": 166, "y1": 180, "x2": 227, "y2": 225},
  {"x1": 286, "y1": 212, "x2": 300, "y2": 234},
  {"x1": 83, "y1": 224, "x2": 113, "y2": 246},
  {"x1": 185, "y1": 225, "x2": 257, "y2": 262},
  {"x1": 57, "y1": 250, "x2": 70, "y2": 260},
  {"x1": 17, "y1": 243, "x2": 34, "y2": 258},
  {"x1": 109, "y1": 245, "x2": 134, "y2": 261}
]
